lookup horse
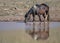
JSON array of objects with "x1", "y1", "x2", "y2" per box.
[
  {"x1": 24, "y1": 3, "x2": 49, "y2": 22},
  {"x1": 25, "y1": 3, "x2": 49, "y2": 40}
]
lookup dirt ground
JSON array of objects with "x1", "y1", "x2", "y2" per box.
[{"x1": 0, "y1": 0, "x2": 60, "y2": 22}]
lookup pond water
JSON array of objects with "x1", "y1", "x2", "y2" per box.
[{"x1": 0, "y1": 22, "x2": 60, "y2": 30}]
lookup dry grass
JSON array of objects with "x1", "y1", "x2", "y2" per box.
[{"x1": 0, "y1": 28, "x2": 60, "y2": 43}]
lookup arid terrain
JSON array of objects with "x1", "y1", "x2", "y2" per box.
[
  {"x1": 0, "y1": 28, "x2": 60, "y2": 43},
  {"x1": 0, "y1": 0, "x2": 60, "y2": 43},
  {"x1": 0, "y1": 0, "x2": 60, "y2": 21}
]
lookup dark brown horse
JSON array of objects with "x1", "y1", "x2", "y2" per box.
[{"x1": 24, "y1": 3, "x2": 49, "y2": 22}]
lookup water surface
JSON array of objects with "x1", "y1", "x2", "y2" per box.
[{"x1": 0, "y1": 22, "x2": 60, "y2": 30}]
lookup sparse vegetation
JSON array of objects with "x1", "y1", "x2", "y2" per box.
[{"x1": 0, "y1": 0, "x2": 60, "y2": 21}]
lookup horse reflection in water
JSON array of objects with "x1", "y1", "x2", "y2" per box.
[
  {"x1": 26, "y1": 22, "x2": 49, "y2": 40},
  {"x1": 25, "y1": 3, "x2": 49, "y2": 40}
]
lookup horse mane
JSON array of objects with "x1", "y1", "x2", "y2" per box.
[{"x1": 40, "y1": 3, "x2": 49, "y2": 8}]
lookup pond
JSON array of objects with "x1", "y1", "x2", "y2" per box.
[{"x1": 0, "y1": 22, "x2": 60, "y2": 30}]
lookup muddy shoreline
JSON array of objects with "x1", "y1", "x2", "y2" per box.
[{"x1": 0, "y1": 20, "x2": 60, "y2": 22}]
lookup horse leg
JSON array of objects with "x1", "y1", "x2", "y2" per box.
[
  {"x1": 43, "y1": 13, "x2": 47, "y2": 32},
  {"x1": 46, "y1": 10, "x2": 49, "y2": 21},
  {"x1": 24, "y1": 15, "x2": 27, "y2": 23},
  {"x1": 33, "y1": 14, "x2": 35, "y2": 21},
  {"x1": 38, "y1": 14, "x2": 41, "y2": 22},
  {"x1": 46, "y1": 11, "x2": 49, "y2": 36},
  {"x1": 24, "y1": 14, "x2": 31, "y2": 23},
  {"x1": 44, "y1": 12, "x2": 49, "y2": 37},
  {"x1": 38, "y1": 14, "x2": 41, "y2": 37},
  {"x1": 38, "y1": 14, "x2": 41, "y2": 32}
]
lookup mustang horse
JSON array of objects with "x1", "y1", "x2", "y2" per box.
[
  {"x1": 24, "y1": 3, "x2": 49, "y2": 40},
  {"x1": 24, "y1": 3, "x2": 49, "y2": 22}
]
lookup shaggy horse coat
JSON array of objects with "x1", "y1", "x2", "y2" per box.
[{"x1": 24, "y1": 3, "x2": 49, "y2": 22}]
